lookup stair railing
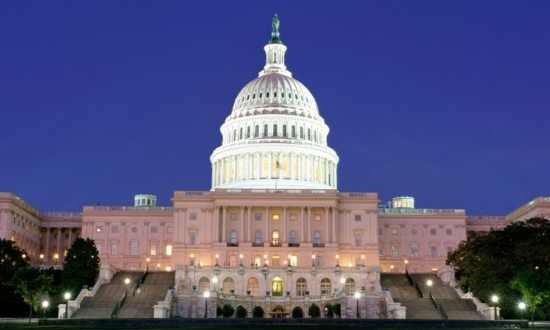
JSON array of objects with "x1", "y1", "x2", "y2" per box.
[
  {"x1": 111, "y1": 290, "x2": 128, "y2": 319},
  {"x1": 429, "y1": 292, "x2": 448, "y2": 320},
  {"x1": 405, "y1": 269, "x2": 414, "y2": 287}
]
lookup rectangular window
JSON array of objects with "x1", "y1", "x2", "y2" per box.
[
  {"x1": 165, "y1": 244, "x2": 173, "y2": 256},
  {"x1": 292, "y1": 126, "x2": 296, "y2": 138},
  {"x1": 150, "y1": 241, "x2": 158, "y2": 256},
  {"x1": 263, "y1": 124, "x2": 268, "y2": 137},
  {"x1": 271, "y1": 256, "x2": 280, "y2": 267},
  {"x1": 289, "y1": 255, "x2": 298, "y2": 267},
  {"x1": 190, "y1": 213, "x2": 197, "y2": 220},
  {"x1": 283, "y1": 125, "x2": 287, "y2": 137},
  {"x1": 255, "y1": 213, "x2": 262, "y2": 221},
  {"x1": 354, "y1": 214, "x2": 362, "y2": 222},
  {"x1": 273, "y1": 125, "x2": 278, "y2": 136}
]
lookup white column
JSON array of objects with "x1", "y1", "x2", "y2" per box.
[
  {"x1": 240, "y1": 207, "x2": 245, "y2": 244},
  {"x1": 264, "y1": 207, "x2": 269, "y2": 245},
  {"x1": 268, "y1": 152, "x2": 273, "y2": 179},
  {"x1": 282, "y1": 207, "x2": 287, "y2": 244},
  {"x1": 300, "y1": 207, "x2": 305, "y2": 242},
  {"x1": 306, "y1": 208, "x2": 311, "y2": 242},
  {"x1": 221, "y1": 207, "x2": 227, "y2": 243},
  {"x1": 332, "y1": 207, "x2": 337, "y2": 243},
  {"x1": 325, "y1": 207, "x2": 330, "y2": 243}
]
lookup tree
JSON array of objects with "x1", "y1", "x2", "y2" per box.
[
  {"x1": 252, "y1": 306, "x2": 264, "y2": 318},
  {"x1": 0, "y1": 239, "x2": 30, "y2": 317},
  {"x1": 10, "y1": 267, "x2": 53, "y2": 323},
  {"x1": 62, "y1": 238, "x2": 100, "y2": 295},
  {"x1": 222, "y1": 304, "x2": 235, "y2": 318},
  {"x1": 216, "y1": 306, "x2": 223, "y2": 318},
  {"x1": 235, "y1": 305, "x2": 247, "y2": 318},
  {"x1": 448, "y1": 217, "x2": 550, "y2": 320},
  {"x1": 333, "y1": 303, "x2": 342, "y2": 318},
  {"x1": 308, "y1": 303, "x2": 320, "y2": 318},
  {"x1": 291, "y1": 306, "x2": 303, "y2": 318}
]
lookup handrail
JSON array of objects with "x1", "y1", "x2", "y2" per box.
[
  {"x1": 111, "y1": 290, "x2": 128, "y2": 319},
  {"x1": 405, "y1": 270, "x2": 414, "y2": 287},
  {"x1": 429, "y1": 293, "x2": 448, "y2": 320}
]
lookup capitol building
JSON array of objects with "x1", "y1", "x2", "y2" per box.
[{"x1": 1, "y1": 16, "x2": 549, "y2": 320}]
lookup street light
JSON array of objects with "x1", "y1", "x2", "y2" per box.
[
  {"x1": 354, "y1": 291, "x2": 361, "y2": 319},
  {"x1": 203, "y1": 291, "x2": 210, "y2": 318},
  {"x1": 124, "y1": 277, "x2": 131, "y2": 295},
  {"x1": 404, "y1": 259, "x2": 409, "y2": 273},
  {"x1": 426, "y1": 279, "x2": 433, "y2": 298},
  {"x1": 41, "y1": 300, "x2": 49, "y2": 319},
  {"x1": 517, "y1": 301, "x2": 527, "y2": 320},
  {"x1": 490, "y1": 294, "x2": 499, "y2": 320},
  {"x1": 63, "y1": 292, "x2": 71, "y2": 319}
]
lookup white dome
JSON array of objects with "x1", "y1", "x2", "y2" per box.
[
  {"x1": 210, "y1": 17, "x2": 339, "y2": 191},
  {"x1": 229, "y1": 73, "x2": 321, "y2": 121}
]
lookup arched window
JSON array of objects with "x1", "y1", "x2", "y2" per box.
[
  {"x1": 312, "y1": 231, "x2": 321, "y2": 245},
  {"x1": 255, "y1": 230, "x2": 263, "y2": 245},
  {"x1": 271, "y1": 230, "x2": 280, "y2": 246},
  {"x1": 273, "y1": 124, "x2": 278, "y2": 137},
  {"x1": 229, "y1": 230, "x2": 238, "y2": 245},
  {"x1": 239, "y1": 127, "x2": 243, "y2": 140},
  {"x1": 296, "y1": 278, "x2": 307, "y2": 296},
  {"x1": 246, "y1": 126, "x2": 251, "y2": 138},
  {"x1": 199, "y1": 277, "x2": 210, "y2": 293},
  {"x1": 223, "y1": 277, "x2": 235, "y2": 295},
  {"x1": 291, "y1": 125, "x2": 296, "y2": 138},
  {"x1": 254, "y1": 125, "x2": 259, "y2": 137},
  {"x1": 307, "y1": 128, "x2": 311, "y2": 141},
  {"x1": 320, "y1": 278, "x2": 331, "y2": 296},
  {"x1": 410, "y1": 242, "x2": 419, "y2": 256},
  {"x1": 344, "y1": 278, "x2": 355, "y2": 296},
  {"x1": 283, "y1": 125, "x2": 287, "y2": 137},
  {"x1": 247, "y1": 277, "x2": 259, "y2": 296},
  {"x1": 300, "y1": 127, "x2": 304, "y2": 139},
  {"x1": 272, "y1": 277, "x2": 284, "y2": 296},
  {"x1": 263, "y1": 124, "x2": 268, "y2": 137}
]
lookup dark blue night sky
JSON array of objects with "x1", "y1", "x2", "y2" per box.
[{"x1": 1, "y1": 1, "x2": 549, "y2": 214}]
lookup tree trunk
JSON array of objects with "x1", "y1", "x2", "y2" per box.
[{"x1": 28, "y1": 302, "x2": 33, "y2": 324}]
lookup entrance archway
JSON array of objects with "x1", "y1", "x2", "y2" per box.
[{"x1": 271, "y1": 305, "x2": 286, "y2": 319}]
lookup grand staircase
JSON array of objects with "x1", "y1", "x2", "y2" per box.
[
  {"x1": 381, "y1": 273, "x2": 483, "y2": 320},
  {"x1": 72, "y1": 271, "x2": 144, "y2": 319},
  {"x1": 117, "y1": 271, "x2": 174, "y2": 318}
]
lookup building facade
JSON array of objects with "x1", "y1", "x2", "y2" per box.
[{"x1": 0, "y1": 16, "x2": 547, "y2": 318}]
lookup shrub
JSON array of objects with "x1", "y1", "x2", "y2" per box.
[
  {"x1": 291, "y1": 306, "x2": 303, "y2": 318},
  {"x1": 252, "y1": 306, "x2": 264, "y2": 318},
  {"x1": 308, "y1": 303, "x2": 320, "y2": 318},
  {"x1": 236, "y1": 305, "x2": 247, "y2": 318},
  {"x1": 222, "y1": 304, "x2": 235, "y2": 318}
]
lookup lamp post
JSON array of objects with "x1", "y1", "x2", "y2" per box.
[
  {"x1": 426, "y1": 279, "x2": 433, "y2": 298},
  {"x1": 63, "y1": 292, "x2": 71, "y2": 319},
  {"x1": 404, "y1": 259, "x2": 409, "y2": 274},
  {"x1": 146, "y1": 257, "x2": 151, "y2": 272},
  {"x1": 124, "y1": 277, "x2": 131, "y2": 296},
  {"x1": 490, "y1": 294, "x2": 499, "y2": 320},
  {"x1": 517, "y1": 301, "x2": 527, "y2": 320},
  {"x1": 203, "y1": 291, "x2": 210, "y2": 318},
  {"x1": 354, "y1": 291, "x2": 361, "y2": 319},
  {"x1": 41, "y1": 300, "x2": 49, "y2": 319}
]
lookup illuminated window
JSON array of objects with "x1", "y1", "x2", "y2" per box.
[
  {"x1": 165, "y1": 244, "x2": 173, "y2": 256},
  {"x1": 272, "y1": 230, "x2": 280, "y2": 246},
  {"x1": 272, "y1": 214, "x2": 280, "y2": 220},
  {"x1": 254, "y1": 255, "x2": 262, "y2": 267},
  {"x1": 223, "y1": 277, "x2": 235, "y2": 295},
  {"x1": 296, "y1": 278, "x2": 307, "y2": 296},
  {"x1": 320, "y1": 278, "x2": 331, "y2": 296},
  {"x1": 247, "y1": 277, "x2": 259, "y2": 296},
  {"x1": 271, "y1": 255, "x2": 280, "y2": 267},
  {"x1": 344, "y1": 278, "x2": 355, "y2": 296},
  {"x1": 288, "y1": 255, "x2": 298, "y2": 267},
  {"x1": 150, "y1": 242, "x2": 158, "y2": 256},
  {"x1": 272, "y1": 277, "x2": 284, "y2": 296}
]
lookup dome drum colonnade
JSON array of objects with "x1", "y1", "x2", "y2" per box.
[{"x1": 210, "y1": 16, "x2": 338, "y2": 191}]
